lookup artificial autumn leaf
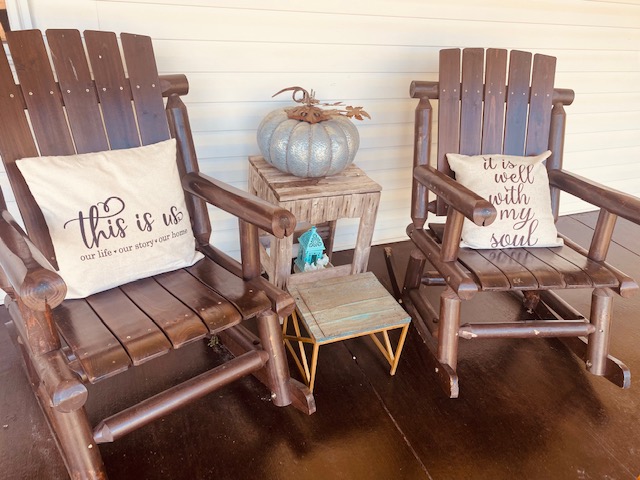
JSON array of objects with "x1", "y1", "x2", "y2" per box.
[
  {"x1": 272, "y1": 86, "x2": 371, "y2": 124},
  {"x1": 344, "y1": 106, "x2": 371, "y2": 121}
]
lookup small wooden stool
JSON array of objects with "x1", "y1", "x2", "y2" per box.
[{"x1": 283, "y1": 272, "x2": 411, "y2": 392}]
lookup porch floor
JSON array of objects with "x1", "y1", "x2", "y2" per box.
[{"x1": 1, "y1": 211, "x2": 639, "y2": 479}]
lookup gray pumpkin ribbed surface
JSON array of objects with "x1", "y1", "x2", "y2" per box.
[{"x1": 257, "y1": 108, "x2": 360, "y2": 178}]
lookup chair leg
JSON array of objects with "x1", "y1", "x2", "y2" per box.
[
  {"x1": 7, "y1": 320, "x2": 107, "y2": 479},
  {"x1": 37, "y1": 387, "x2": 107, "y2": 480},
  {"x1": 256, "y1": 309, "x2": 292, "y2": 407},
  {"x1": 586, "y1": 288, "x2": 613, "y2": 376},
  {"x1": 438, "y1": 287, "x2": 462, "y2": 371},
  {"x1": 383, "y1": 246, "x2": 403, "y2": 301},
  {"x1": 403, "y1": 248, "x2": 427, "y2": 291},
  {"x1": 533, "y1": 289, "x2": 630, "y2": 388}
]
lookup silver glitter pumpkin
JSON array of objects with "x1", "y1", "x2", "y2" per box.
[{"x1": 257, "y1": 108, "x2": 360, "y2": 178}]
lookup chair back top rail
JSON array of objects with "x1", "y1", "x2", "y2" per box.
[{"x1": 0, "y1": 29, "x2": 190, "y2": 268}]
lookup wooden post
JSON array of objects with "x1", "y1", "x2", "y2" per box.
[
  {"x1": 165, "y1": 94, "x2": 211, "y2": 246},
  {"x1": 38, "y1": 385, "x2": 107, "y2": 480},
  {"x1": 586, "y1": 288, "x2": 613, "y2": 376},
  {"x1": 270, "y1": 235, "x2": 293, "y2": 289},
  {"x1": 440, "y1": 208, "x2": 464, "y2": 262},
  {"x1": 15, "y1": 299, "x2": 60, "y2": 355},
  {"x1": 351, "y1": 192, "x2": 380, "y2": 274},
  {"x1": 589, "y1": 210, "x2": 617, "y2": 262},
  {"x1": 438, "y1": 288, "x2": 461, "y2": 370},
  {"x1": 256, "y1": 310, "x2": 292, "y2": 407},
  {"x1": 239, "y1": 219, "x2": 261, "y2": 280},
  {"x1": 403, "y1": 249, "x2": 427, "y2": 291},
  {"x1": 411, "y1": 97, "x2": 433, "y2": 229},
  {"x1": 548, "y1": 102, "x2": 567, "y2": 220}
]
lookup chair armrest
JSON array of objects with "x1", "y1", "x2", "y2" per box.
[
  {"x1": 182, "y1": 172, "x2": 296, "y2": 239},
  {"x1": 549, "y1": 169, "x2": 640, "y2": 225},
  {"x1": 0, "y1": 209, "x2": 66, "y2": 310},
  {"x1": 414, "y1": 165, "x2": 497, "y2": 226}
]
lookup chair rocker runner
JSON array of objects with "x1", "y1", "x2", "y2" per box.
[
  {"x1": 392, "y1": 48, "x2": 640, "y2": 398},
  {"x1": 0, "y1": 29, "x2": 314, "y2": 480}
]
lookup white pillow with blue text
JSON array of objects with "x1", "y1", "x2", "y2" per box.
[
  {"x1": 16, "y1": 138, "x2": 203, "y2": 299},
  {"x1": 446, "y1": 150, "x2": 563, "y2": 250}
]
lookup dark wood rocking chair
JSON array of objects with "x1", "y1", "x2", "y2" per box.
[
  {"x1": 0, "y1": 29, "x2": 314, "y2": 479},
  {"x1": 393, "y1": 48, "x2": 640, "y2": 398}
]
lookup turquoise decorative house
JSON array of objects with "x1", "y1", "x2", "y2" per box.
[{"x1": 295, "y1": 226, "x2": 326, "y2": 272}]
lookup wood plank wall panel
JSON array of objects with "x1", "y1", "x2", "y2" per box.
[{"x1": 2, "y1": 0, "x2": 639, "y2": 259}]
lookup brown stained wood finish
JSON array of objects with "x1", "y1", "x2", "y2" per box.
[
  {"x1": 46, "y1": 30, "x2": 111, "y2": 154},
  {"x1": 5, "y1": 214, "x2": 640, "y2": 479},
  {"x1": 120, "y1": 278, "x2": 208, "y2": 349},
  {"x1": 0, "y1": 29, "x2": 308, "y2": 480},
  {"x1": 402, "y1": 47, "x2": 640, "y2": 398},
  {"x1": 83, "y1": 30, "x2": 142, "y2": 150}
]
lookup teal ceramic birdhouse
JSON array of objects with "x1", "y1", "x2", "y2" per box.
[{"x1": 295, "y1": 226, "x2": 326, "y2": 272}]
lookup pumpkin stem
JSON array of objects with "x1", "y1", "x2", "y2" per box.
[
  {"x1": 271, "y1": 86, "x2": 370, "y2": 125},
  {"x1": 272, "y1": 86, "x2": 315, "y2": 106}
]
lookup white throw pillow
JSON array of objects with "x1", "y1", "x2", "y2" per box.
[
  {"x1": 16, "y1": 138, "x2": 203, "y2": 299},
  {"x1": 446, "y1": 151, "x2": 563, "y2": 249}
]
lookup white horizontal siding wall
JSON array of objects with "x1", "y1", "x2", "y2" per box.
[{"x1": 6, "y1": 0, "x2": 640, "y2": 259}]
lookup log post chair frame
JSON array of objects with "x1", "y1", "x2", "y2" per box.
[
  {"x1": 0, "y1": 29, "x2": 314, "y2": 480},
  {"x1": 391, "y1": 48, "x2": 640, "y2": 398}
]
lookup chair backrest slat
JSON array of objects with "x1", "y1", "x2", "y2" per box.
[
  {"x1": 459, "y1": 48, "x2": 484, "y2": 155},
  {"x1": 0, "y1": 36, "x2": 55, "y2": 264},
  {"x1": 0, "y1": 40, "x2": 38, "y2": 163},
  {"x1": 526, "y1": 54, "x2": 556, "y2": 155},
  {"x1": 481, "y1": 49, "x2": 507, "y2": 154},
  {"x1": 437, "y1": 49, "x2": 462, "y2": 176},
  {"x1": 503, "y1": 50, "x2": 532, "y2": 156},
  {"x1": 8, "y1": 30, "x2": 76, "y2": 157},
  {"x1": 121, "y1": 33, "x2": 170, "y2": 145},
  {"x1": 84, "y1": 30, "x2": 140, "y2": 150},
  {"x1": 47, "y1": 29, "x2": 110, "y2": 154}
]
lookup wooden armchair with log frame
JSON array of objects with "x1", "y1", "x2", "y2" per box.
[
  {"x1": 391, "y1": 48, "x2": 640, "y2": 398},
  {"x1": 0, "y1": 29, "x2": 314, "y2": 479}
]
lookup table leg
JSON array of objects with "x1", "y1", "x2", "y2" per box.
[
  {"x1": 351, "y1": 192, "x2": 380, "y2": 274},
  {"x1": 270, "y1": 235, "x2": 293, "y2": 289}
]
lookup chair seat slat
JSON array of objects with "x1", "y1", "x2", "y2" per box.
[
  {"x1": 475, "y1": 249, "x2": 540, "y2": 290},
  {"x1": 546, "y1": 245, "x2": 618, "y2": 288},
  {"x1": 86, "y1": 288, "x2": 172, "y2": 366},
  {"x1": 523, "y1": 247, "x2": 595, "y2": 288},
  {"x1": 188, "y1": 256, "x2": 271, "y2": 320},
  {"x1": 53, "y1": 299, "x2": 132, "y2": 383},
  {"x1": 430, "y1": 223, "x2": 510, "y2": 290},
  {"x1": 500, "y1": 248, "x2": 566, "y2": 289},
  {"x1": 154, "y1": 267, "x2": 242, "y2": 333},
  {"x1": 455, "y1": 248, "x2": 511, "y2": 290},
  {"x1": 120, "y1": 277, "x2": 209, "y2": 348}
]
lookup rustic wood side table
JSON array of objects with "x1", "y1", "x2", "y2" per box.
[{"x1": 248, "y1": 156, "x2": 382, "y2": 288}]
